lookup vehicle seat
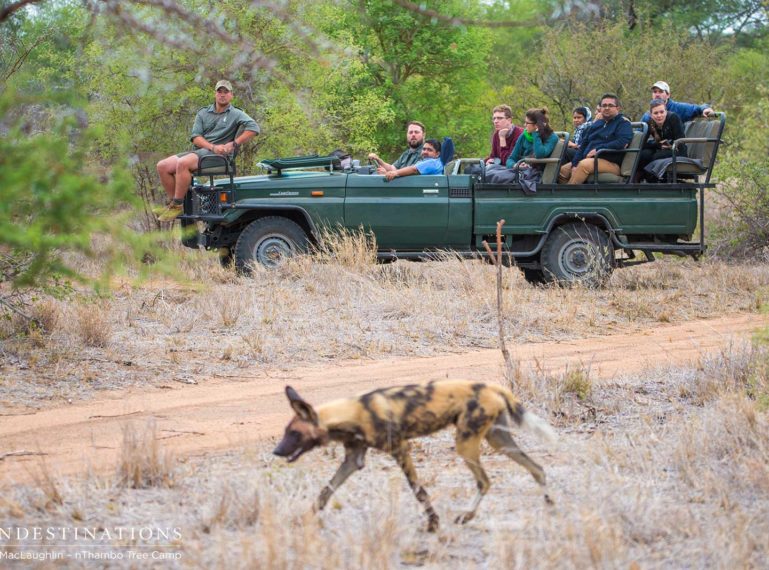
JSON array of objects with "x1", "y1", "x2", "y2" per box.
[
  {"x1": 670, "y1": 113, "x2": 726, "y2": 183},
  {"x1": 196, "y1": 155, "x2": 235, "y2": 177},
  {"x1": 440, "y1": 136, "x2": 455, "y2": 167},
  {"x1": 522, "y1": 131, "x2": 569, "y2": 184}
]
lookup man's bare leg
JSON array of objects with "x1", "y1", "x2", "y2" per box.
[
  {"x1": 156, "y1": 155, "x2": 180, "y2": 201},
  {"x1": 173, "y1": 153, "x2": 199, "y2": 200}
]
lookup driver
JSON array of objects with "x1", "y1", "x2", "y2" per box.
[{"x1": 367, "y1": 121, "x2": 425, "y2": 173}]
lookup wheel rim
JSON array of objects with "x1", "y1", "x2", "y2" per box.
[
  {"x1": 254, "y1": 235, "x2": 294, "y2": 268},
  {"x1": 558, "y1": 239, "x2": 599, "y2": 278}
]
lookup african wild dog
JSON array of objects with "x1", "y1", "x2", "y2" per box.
[{"x1": 273, "y1": 380, "x2": 557, "y2": 531}]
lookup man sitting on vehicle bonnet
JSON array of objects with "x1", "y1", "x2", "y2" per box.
[{"x1": 155, "y1": 79, "x2": 259, "y2": 222}]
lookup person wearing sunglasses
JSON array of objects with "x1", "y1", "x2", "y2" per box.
[{"x1": 558, "y1": 93, "x2": 633, "y2": 184}]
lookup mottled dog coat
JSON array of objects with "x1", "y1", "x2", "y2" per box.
[{"x1": 273, "y1": 380, "x2": 556, "y2": 531}]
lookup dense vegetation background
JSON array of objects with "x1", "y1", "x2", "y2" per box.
[{"x1": 0, "y1": 0, "x2": 768, "y2": 299}]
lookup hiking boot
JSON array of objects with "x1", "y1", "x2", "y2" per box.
[
  {"x1": 151, "y1": 201, "x2": 173, "y2": 216},
  {"x1": 157, "y1": 202, "x2": 183, "y2": 222}
]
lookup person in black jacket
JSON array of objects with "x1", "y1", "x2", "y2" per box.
[{"x1": 639, "y1": 98, "x2": 687, "y2": 181}]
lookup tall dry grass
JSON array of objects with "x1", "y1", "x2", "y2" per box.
[
  {"x1": 2, "y1": 349, "x2": 767, "y2": 568},
  {"x1": 116, "y1": 420, "x2": 176, "y2": 489}
]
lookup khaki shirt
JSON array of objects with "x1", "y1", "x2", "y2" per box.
[{"x1": 190, "y1": 104, "x2": 260, "y2": 147}]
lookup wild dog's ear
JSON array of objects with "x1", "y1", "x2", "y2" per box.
[{"x1": 285, "y1": 385, "x2": 319, "y2": 425}]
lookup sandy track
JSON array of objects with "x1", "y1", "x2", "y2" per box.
[{"x1": 1, "y1": 313, "x2": 765, "y2": 485}]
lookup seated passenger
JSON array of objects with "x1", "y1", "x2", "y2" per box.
[
  {"x1": 640, "y1": 81, "x2": 715, "y2": 123},
  {"x1": 384, "y1": 139, "x2": 443, "y2": 180},
  {"x1": 487, "y1": 108, "x2": 558, "y2": 184},
  {"x1": 558, "y1": 93, "x2": 633, "y2": 185},
  {"x1": 486, "y1": 104, "x2": 524, "y2": 165},
  {"x1": 639, "y1": 98, "x2": 687, "y2": 182},
  {"x1": 564, "y1": 106, "x2": 592, "y2": 164}
]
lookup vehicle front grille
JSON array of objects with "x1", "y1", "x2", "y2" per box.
[{"x1": 191, "y1": 187, "x2": 221, "y2": 216}]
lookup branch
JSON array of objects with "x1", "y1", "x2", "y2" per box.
[
  {"x1": 0, "y1": 0, "x2": 42, "y2": 24},
  {"x1": 390, "y1": 0, "x2": 540, "y2": 28},
  {"x1": 0, "y1": 294, "x2": 38, "y2": 325},
  {"x1": 482, "y1": 219, "x2": 517, "y2": 388}
]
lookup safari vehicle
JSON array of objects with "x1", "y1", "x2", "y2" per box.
[{"x1": 179, "y1": 114, "x2": 725, "y2": 286}]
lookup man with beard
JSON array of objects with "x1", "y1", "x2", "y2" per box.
[{"x1": 368, "y1": 121, "x2": 426, "y2": 173}]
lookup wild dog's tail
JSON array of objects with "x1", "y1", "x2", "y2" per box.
[
  {"x1": 501, "y1": 389, "x2": 558, "y2": 445},
  {"x1": 521, "y1": 410, "x2": 558, "y2": 444}
]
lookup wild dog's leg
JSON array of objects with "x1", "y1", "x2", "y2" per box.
[
  {"x1": 315, "y1": 444, "x2": 367, "y2": 512},
  {"x1": 486, "y1": 415, "x2": 552, "y2": 505},
  {"x1": 391, "y1": 443, "x2": 440, "y2": 532},
  {"x1": 454, "y1": 434, "x2": 490, "y2": 524}
]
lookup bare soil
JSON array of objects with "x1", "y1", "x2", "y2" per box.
[{"x1": 1, "y1": 312, "x2": 764, "y2": 486}]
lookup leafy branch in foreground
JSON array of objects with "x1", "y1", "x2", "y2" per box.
[{"x1": 0, "y1": 88, "x2": 172, "y2": 312}]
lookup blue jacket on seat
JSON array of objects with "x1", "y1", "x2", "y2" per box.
[{"x1": 573, "y1": 115, "x2": 633, "y2": 166}]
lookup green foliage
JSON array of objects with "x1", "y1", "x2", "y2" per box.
[
  {"x1": 2, "y1": 0, "x2": 769, "y2": 299},
  {"x1": 318, "y1": 0, "x2": 497, "y2": 157},
  {"x1": 0, "y1": 87, "x2": 169, "y2": 291},
  {"x1": 534, "y1": 21, "x2": 727, "y2": 127},
  {"x1": 708, "y1": 87, "x2": 769, "y2": 259}
]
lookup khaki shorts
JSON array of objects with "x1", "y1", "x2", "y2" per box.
[{"x1": 176, "y1": 148, "x2": 218, "y2": 160}]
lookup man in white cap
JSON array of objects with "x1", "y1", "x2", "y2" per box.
[
  {"x1": 156, "y1": 79, "x2": 260, "y2": 222},
  {"x1": 640, "y1": 81, "x2": 715, "y2": 123}
]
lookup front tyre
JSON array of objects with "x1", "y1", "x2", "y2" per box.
[
  {"x1": 541, "y1": 223, "x2": 613, "y2": 287},
  {"x1": 234, "y1": 217, "x2": 309, "y2": 272}
]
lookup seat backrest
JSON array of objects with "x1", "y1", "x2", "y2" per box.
[
  {"x1": 542, "y1": 131, "x2": 569, "y2": 184},
  {"x1": 619, "y1": 122, "x2": 647, "y2": 178},
  {"x1": 683, "y1": 115, "x2": 725, "y2": 166},
  {"x1": 440, "y1": 136, "x2": 455, "y2": 166},
  {"x1": 443, "y1": 159, "x2": 456, "y2": 175},
  {"x1": 196, "y1": 154, "x2": 234, "y2": 176}
]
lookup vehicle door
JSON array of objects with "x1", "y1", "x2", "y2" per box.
[{"x1": 343, "y1": 173, "x2": 449, "y2": 249}]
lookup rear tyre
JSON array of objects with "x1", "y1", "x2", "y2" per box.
[
  {"x1": 234, "y1": 216, "x2": 309, "y2": 272},
  {"x1": 541, "y1": 223, "x2": 613, "y2": 287}
]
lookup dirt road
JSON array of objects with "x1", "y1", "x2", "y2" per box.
[{"x1": 1, "y1": 313, "x2": 765, "y2": 485}]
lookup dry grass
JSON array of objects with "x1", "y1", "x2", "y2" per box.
[
  {"x1": 75, "y1": 298, "x2": 112, "y2": 347},
  {"x1": 1, "y1": 352, "x2": 767, "y2": 567},
  {"x1": 116, "y1": 420, "x2": 176, "y2": 489},
  {"x1": 3, "y1": 246, "x2": 769, "y2": 409}
]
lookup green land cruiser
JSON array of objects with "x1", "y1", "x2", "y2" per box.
[{"x1": 178, "y1": 114, "x2": 725, "y2": 287}]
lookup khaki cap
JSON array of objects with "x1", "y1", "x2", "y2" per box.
[{"x1": 215, "y1": 80, "x2": 233, "y2": 92}]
